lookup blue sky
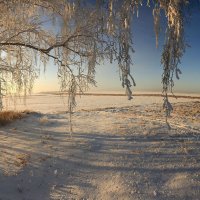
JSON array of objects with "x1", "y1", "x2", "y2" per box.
[{"x1": 34, "y1": 2, "x2": 200, "y2": 94}]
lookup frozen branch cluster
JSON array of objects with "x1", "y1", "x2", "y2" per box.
[
  {"x1": 0, "y1": 0, "x2": 189, "y2": 120},
  {"x1": 151, "y1": 0, "x2": 188, "y2": 119}
]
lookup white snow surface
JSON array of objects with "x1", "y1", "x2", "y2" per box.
[
  {"x1": 2, "y1": 93, "x2": 199, "y2": 113},
  {"x1": 0, "y1": 94, "x2": 200, "y2": 200}
]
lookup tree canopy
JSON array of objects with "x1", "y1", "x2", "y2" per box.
[{"x1": 0, "y1": 0, "x2": 191, "y2": 118}]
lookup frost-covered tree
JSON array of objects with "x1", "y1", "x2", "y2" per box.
[{"x1": 0, "y1": 0, "x2": 190, "y2": 123}]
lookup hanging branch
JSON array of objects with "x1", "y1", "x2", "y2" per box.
[{"x1": 160, "y1": 1, "x2": 186, "y2": 126}]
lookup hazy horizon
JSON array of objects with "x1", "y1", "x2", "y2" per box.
[{"x1": 33, "y1": 89, "x2": 200, "y2": 96}]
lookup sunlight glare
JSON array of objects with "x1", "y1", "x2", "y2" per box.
[{"x1": 0, "y1": 50, "x2": 7, "y2": 59}]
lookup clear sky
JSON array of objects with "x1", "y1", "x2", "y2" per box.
[{"x1": 34, "y1": 2, "x2": 200, "y2": 94}]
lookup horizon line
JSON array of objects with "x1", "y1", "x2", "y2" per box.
[{"x1": 32, "y1": 91, "x2": 200, "y2": 100}]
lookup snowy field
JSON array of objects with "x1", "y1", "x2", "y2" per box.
[
  {"x1": 0, "y1": 94, "x2": 200, "y2": 200},
  {"x1": 2, "y1": 93, "x2": 200, "y2": 113}
]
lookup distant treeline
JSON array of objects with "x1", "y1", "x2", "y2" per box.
[{"x1": 39, "y1": 92, "x2": 200, "y2": 100}]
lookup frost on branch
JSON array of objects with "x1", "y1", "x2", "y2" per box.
[{"x1": 160, "y1": 0, "x2": 187, "y2": 119}]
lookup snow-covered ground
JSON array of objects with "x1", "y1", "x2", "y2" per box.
[
  {"x1": 0, "y1": 94, "x2": 200, "y2": 200},
  {"x1": 2, "y1": 93, "x2": 200, "y2": 113}
]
